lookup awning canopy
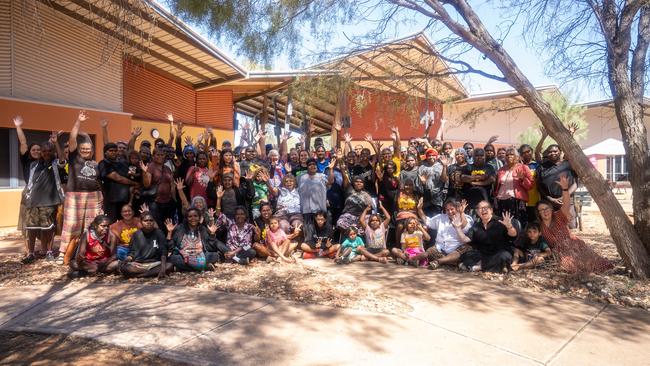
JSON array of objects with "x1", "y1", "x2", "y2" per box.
[
  {"x1": 232, "y1": 33, "x2": 470, "y2": 135},
  {"x1": 583, "y1": 138, "x2": 626, "y2": 156},
  {"x1": 42, "y1": 0, "x2": 247, "y2": 88},
  {"x1": 311, "y1": 33, "x2": 468, "y2": 102}
]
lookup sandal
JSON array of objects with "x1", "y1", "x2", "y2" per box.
[{"x1": 55, "y1": 253, "x2": 65, "y2": 265}]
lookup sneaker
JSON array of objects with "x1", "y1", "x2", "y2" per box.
[
  {"x1": 470, "y1": 265, "x2": 481, "y2": 272},
  {"x1": 45, "y1": 252, "x2": 55, "y2": 262},
  {"x1": 459, "y1": 263, "x2": 469, "y2": 271},
  {"x1": 55, "y1": 253, "x2": 65, "y2": 265},
  {"x1": 428, "y1": 261, "x2": 440, "y2": 270},
  {"x1": 21, "y1": 254, "x2": 36, "y2": 264},
  {"x1": 232, "y1": 255, "x2": 241, "y2": 264}
]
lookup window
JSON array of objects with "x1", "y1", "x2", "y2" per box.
[
  {"x1": 606, "y1": 155, "x2": 628, "y2": 182},
  {"x1": 0, "y1": 128, "x2": 93, "y2": 188}
]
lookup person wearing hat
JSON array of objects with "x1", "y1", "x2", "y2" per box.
[
  {"x1": 298, "y1": 157, "x2": 337, "y2": 225},
  {"x1": 99, "y1": 142, "x2": 139, "y2": 223}
]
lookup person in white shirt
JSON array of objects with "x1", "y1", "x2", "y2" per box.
[{"x1": 418, "y1": 198, "x2": 474, "y2": 270}]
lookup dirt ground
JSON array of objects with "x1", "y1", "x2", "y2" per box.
[
  {"x1": 0, "y1": 212, "x2": 648, "y2": 312},
  {"x1": 0, "y1": 331, "x2": 185, "y2": 365}
]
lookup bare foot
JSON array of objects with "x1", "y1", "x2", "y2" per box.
[
  {"x1": 511, "y1": 263, "x2": 520, "y2": 271},
  {"x1": 378, "y1": 257, "x2": 388, "y2": 264}
]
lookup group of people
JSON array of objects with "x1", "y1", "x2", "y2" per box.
[{"x1": 13, "y1": 111, "x2": 613, "y2": 278}]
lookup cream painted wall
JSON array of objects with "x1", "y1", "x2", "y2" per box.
[
  {"x1": 443, "y1": 100, "x2": 650, "y2": 149},
  {"x1": 443, "y1": 99, "x2": 539, "y2": 146}
]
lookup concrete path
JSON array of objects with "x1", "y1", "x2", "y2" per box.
[{"x1": 1, "y1": 261, "x2": 649, "y2": 365}]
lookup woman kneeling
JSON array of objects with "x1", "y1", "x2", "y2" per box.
[
  {"x1": 121, "y1": 212, "x2": 172, "y2": 278},
  {"x1": 71, "y1": 215, "x2": 119, "y2": 276}
]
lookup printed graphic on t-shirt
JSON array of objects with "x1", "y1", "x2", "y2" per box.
[
  {"x1": 79, "y1": 161, "x2": 98, "y2": 181},
  {"x1": 404, "y1": 236, "x2": 420, "y2": 249}
]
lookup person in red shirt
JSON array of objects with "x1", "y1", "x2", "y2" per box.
[{"x1": 71, "y1": 215, "x2": 119, "y2": 276}]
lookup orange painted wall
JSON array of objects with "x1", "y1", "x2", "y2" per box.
[
  {"x1": 123, "y1": 62, "x2": 234, "y2": 130},
  {"x1": 0, "y1": 97, "x2": 132, "y2": 160},
  {"x1": 123, "y1": 62, "x2": 197, "y2": 123},
  {"x1": 196, "y1": 90, "x2": 234, "y2": 129},
  {"x1": 347, "y1": 89, "x2": 442, "y2": 140}
]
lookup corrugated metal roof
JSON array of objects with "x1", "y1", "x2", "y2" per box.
[{"x1": 41, "y1": 0, "x2": 247, "y2": 88}]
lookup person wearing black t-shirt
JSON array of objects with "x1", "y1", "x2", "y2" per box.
[
  {"x1": 460, "y1": 148, "x2": 496, "y2": 212},
  {"x1": 99, "y1": 143, "x2": 139, "y2": 223},
  {"x1": 120, "y1": 212, "x2": 172, "y2": 278},
  {"x1": 537, "y1": 144, "x2": 578, "y2": 228},
  {"x1": 57, "y1": 111, "x2": 105, "y2": 265},
  {"x1": 20, "y1": 134, "x2": 66, "y2": 264},
  {"x1": 13, "y1": 116, "x2": 42, "y2": 237}
]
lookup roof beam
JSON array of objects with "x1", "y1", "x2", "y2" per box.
[
  {"x1": 41, "y1": 0, "x2": 211, "y2": 83},
  {"x1": 355, "y1": 54, "x2": 429, "y2": 97},
  {"x1": 234, "y1": 79, "x2": 293, "y2": 103},
  {"x1": 240, "y1": 99, "x2": 332, "y2": 131},
  {"x1": 67, "y1": 0, "x2": 229, "y2": 80},
  {"x1": 260, "y1": 93, "x2": 335, "y2": 120},
  {"x1": 343, "y1": 60, "x2": 404, "y2": 95},
  {"x1": 384, "y1": 48, "x2": 464, "y2": 99}
]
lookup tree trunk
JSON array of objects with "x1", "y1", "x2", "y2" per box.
[
  {"x1": 607, "y1": 50, "x2": 650, "y2": 258},
  {"x1": 443, "y1": 0, "x2": 650, "y2": 277}
]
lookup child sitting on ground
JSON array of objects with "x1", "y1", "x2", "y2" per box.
[
  {"x1": 335, "y1": 226, "x2": 365, "y2": 264},
  {"x1": 391, "y1": 217, "x2": 431, "y2": 267},
  {"x1": 301, "y1": 211, "x2": 340, "y2": 259},
  {"x1": 254, "y1": 216, "x2": 301, "y2": 263},
  {"x1": 511, "y1": 222, "x2": 551, "y2": 271},
  {"x1": 357, "y1": 203, "x2": 390, "y2": 263}
]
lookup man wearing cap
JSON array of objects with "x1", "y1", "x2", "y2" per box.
[
  {"x1": 99, "y1": 142, "x2": 139, "y2": 222},
  {"x1": 298, "y1": 158, "x2": 337, "y2": 225}
]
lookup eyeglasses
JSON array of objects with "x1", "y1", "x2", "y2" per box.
[
  {"x1": 477, "y1": 206, "x2": 491, "y2": 211},
  {"x1": 538, "y1": 207, "x2": 552, "y2": 213}
]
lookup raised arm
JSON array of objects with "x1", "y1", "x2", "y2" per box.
[
  {"x1": 50, "y1": 131, "x2": 66, "y2": 166},
  {"x1": 128, "y1": 127, "x2": 142, "y2": 153},
  {"x1": 343, "y1": 132, "x2": 353, "y2": 156},
  {"x1": 327, "y1": 158, "x2": 337, "y2": 187},
  {"x1": 359, "y1": 206, "x2": 371, "y2": 230},
  {"x1": 12, "y1": 116, "x2": 28, "y2": 155},
  {"x1": 69, "y1": 110, "x2": 89, "y2": 153},
  {"x1": 379, "y1": 201, "x2": 391, "y2": 227},
  {"x1": 166, "y1": 113, "x2": 175, "y2": 146},
  {"x1": 100, "y1": 118, "x2": 110, "y2": 147},
  {"x1": 390, "y1": 126, "x2": 401, "y2": 159},
  {"x1": 279, "y1": 130, "x2": 289, "y2": 161}
]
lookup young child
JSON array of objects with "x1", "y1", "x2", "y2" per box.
[
  {"x1": 391, "y1": 217, "x2": 431, "y2": 267},
  {"x1": 358, "y1": 203, "x2": 390, "y2": 263},
  {"x1": 336, "y1": 226, "x2": 365, "y2": 264},
  {"x1": 511, "y1": 222, "x2": 551, "y2": 271},
  {"x1": 301, "y1": 211, "x2": 340, "y2": 259},
  {"x1": 255, "y1": 216, "x2": 301, "y2": 263}
]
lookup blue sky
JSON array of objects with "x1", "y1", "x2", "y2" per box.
[{"x1": 170, "y1": 1, "x2": 611, "y2": 103}]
